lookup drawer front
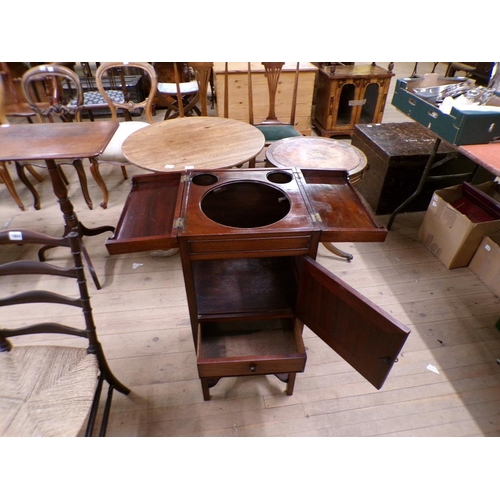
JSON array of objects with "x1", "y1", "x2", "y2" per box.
[
  {"x1": 186, "y1": 235, "x2": 315, "y2": 259},
  {"x1": 197, "y1": 355, "x2": 306, "y2": 378}
]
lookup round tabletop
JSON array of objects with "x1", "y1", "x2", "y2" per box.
[
  {"x1": 266, "y1": 136, "x2": 367, "y2": 184},
  {"x1": 122, "y1": 116, "x2": 265, "y2": 172}
]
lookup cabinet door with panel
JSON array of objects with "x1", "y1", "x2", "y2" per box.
[{"x1": 313, "y1": 64, "x2": 394, "y2": 138}]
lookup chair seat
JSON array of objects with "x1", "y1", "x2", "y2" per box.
[
  {"x1": 255, "y1": 124, "x2": 302, "y2": 142},
  {"x1": 99, "y1": 121, "x2": 150, "y2": 163},
  {"x1": 69, "y1": 90, "x2": 125, "y2": 108},
  {"x1": 157, "y1": 81, "x2": 198, "y2": 95},
  {"x1": 0, "y1": 345, "x2": 99, "y2": 437}
]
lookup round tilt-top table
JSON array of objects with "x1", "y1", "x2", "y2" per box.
[
  {"x1": 266, "y1": 136, "x2": 369, "y2": 261},
  {"x1": 122, "y1": 116, "x2": 265, "y2": 172},
  {"x1": 266, "y1": 135, "x2": 367, "y2": 183}
]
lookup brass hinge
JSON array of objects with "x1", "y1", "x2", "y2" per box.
[
  {"x1": 311, "y1": 212, "x2": 322, "y2": 223},
  {"x1": 173, "y1": 217, "x2": 185, "y2": 228},
  {"x1": 180, "y1": 174, "x2": 189, "y2": 182}
]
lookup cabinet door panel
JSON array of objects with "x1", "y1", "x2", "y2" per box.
[{"x1": 296, "y1": 257, "x2": 410, "y2": 389}]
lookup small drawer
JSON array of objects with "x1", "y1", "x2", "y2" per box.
[
  {"x1": 196, "y1": 319, "x2": 306, "y2": 378},
  {"x1": 198, "y1": 356, "x2": 306, "y2": 379}
]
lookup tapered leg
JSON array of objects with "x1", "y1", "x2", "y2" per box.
[
  {"x1": 1, "y1": 163, "x2": 26, "y2": 210},
  {"x1": 200, "y1": 377, "x2": 222, "y2": 401},
  {"x1": 285, "y1": 373, "x2": 296, "y2": 396},
  {"x1": 25, "y1": 164, "x2": 44, "y2": 182},
  {"x1": 201, "y1": 379, "x2": 211, "y2": 401},
  {"x1": 322, "y1": 242, "x2": 353, "y2": 261},
  {"x1": 72, "y1": 158, "x2": 93, "y2": 210},
  {"x1": 273, "y1": 373, "x2": 298, "y2": 395},
  {"x1": 89, "y1": 157, "x2": 109, "y2": 209}
]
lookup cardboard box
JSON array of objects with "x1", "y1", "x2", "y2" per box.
[
  {"x1": 469, "y1": 233, "x2": 500, "y2": 297},
  {"x1": 418, "y1": 182, "x2": 500, "y2": 269},
  {"x1": 392, "y1": 76, "x2": 500, "y2": 145}
]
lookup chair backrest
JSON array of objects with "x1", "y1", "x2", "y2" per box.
[
  {"x1": 248, "y1": 62, "x2": 300, "y2": 127},
  {"x1": 190, "y1": 62, "x2": 213, "y2": 116},
  {"x1": 0, "y1": 63, "x2": 27, "y2": 108},
  {"x1": 21, "y1": 63, "x2": 84, "y2": 123},
  {"x1": 0, "y1": 228, "x2": 128, "y2": 436},
  {"x1": 0, "y1": 81, "x2": 25, "y2": 210},
  {"x1": 0, "y1": 229, "x2": 99, "y2": 351},
  {"x1": 95, "y1": 62, "x2": 158, "y2": 124},
  {"x1": 172, "y1": 62, "x2": 186, "y2": 118},
  {"x1": 221, "y1": 62, "x2": 300, "y2": 127},
  {"x1": 0, "y1": 62, "x2": 37, "y2": 122}
]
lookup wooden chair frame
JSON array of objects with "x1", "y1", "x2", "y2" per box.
[
  {"x1": 0, "y1": 62, "x2": 37, "y2": 123},
  {"x1": 0, "y1": 229, "x2": 130, "y2": 436},
  {"x1": 0, "y1": 72, "x2": 44, "y2": 210},
  {"x1": 155, "y1": 62, "x2": 213, "y2": 120},
  {"x1": 93, "y1": 62, "x2": 158, "y2": 208},
  {"x1": 21, "y1": 64, "x2": 96, "y2": 210},
  {"x1": 190, "y1": 62, "x2": 213, "y2": 117},
  {"x1": 95, "y1": 62, "x2": 158, "y2": 123},
  {"x1": 248, "y1": 62, "x2": 300, "y2": 130},
  {"x1": 223, "y1": 62, "x2": 302, "y2": 167}
]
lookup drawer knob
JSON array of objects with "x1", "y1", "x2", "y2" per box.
[{"x1": 249, "y1": 364, "x2": 257, "y2": 373}]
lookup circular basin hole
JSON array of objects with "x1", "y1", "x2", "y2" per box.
[
  {"x1": 201, "y1": 181, "x2": 291, "y2": 228},
  {"x1": 267, "y1": 171, "x2": 293, "y2": 184},
  {"x1": 192, "y1": 173, "x2": 219, "y2": 186}
]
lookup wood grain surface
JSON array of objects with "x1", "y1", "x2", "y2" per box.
[{"x1": 122, "y1": 116, "x2": 265, "y2": 171}]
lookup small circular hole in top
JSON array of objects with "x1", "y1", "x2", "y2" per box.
[
  {"x1": 192, "y1": 173, "x2": 219, "y2": 186},
  {"x1": 267, "y1": 171, "x2": 293, "y2": 184}
]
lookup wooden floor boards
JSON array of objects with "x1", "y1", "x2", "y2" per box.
[{"x1": 2, "y1": 62, "x2": 500, "y2": 438}]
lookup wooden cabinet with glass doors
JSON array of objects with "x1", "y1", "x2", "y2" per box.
[{"x1": 313, "y1": 63, "x2": 394, "y2": 137}]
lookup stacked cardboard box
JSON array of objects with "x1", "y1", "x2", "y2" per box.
[
  {"x1": 469, "y1": 233, "x2": 500, "y2": 297},
  {"x1": 419, "y1": 181, "x2": 500, "y2": 269}
]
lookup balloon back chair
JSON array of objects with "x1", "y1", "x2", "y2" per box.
[{"x1": 94, "y1": 62, "x2": 158, "y2": 208}]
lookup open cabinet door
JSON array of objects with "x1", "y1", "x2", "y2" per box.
[{"x1": 296, "y1": 256, "x2": 410, "y2": 389}]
